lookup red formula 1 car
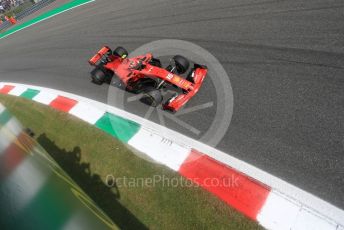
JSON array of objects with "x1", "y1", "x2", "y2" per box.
[{"x1": 88, "y1": 46, "x2": 207, "y2": 112}]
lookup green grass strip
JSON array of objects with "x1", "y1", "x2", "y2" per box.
[
  {"x1": 20, "y1": 89, "x2": 40, "y2": 99},
  {"x1": 95, "y1": 112, "x2": 140, "y2": 143},
  {"x1": 0, "y1": 0, "x2": 94, "y2": 40}
]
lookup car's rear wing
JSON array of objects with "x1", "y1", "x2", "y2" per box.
[{"x1": 88, "y1": 46, "x2": 111, "y2": 66}]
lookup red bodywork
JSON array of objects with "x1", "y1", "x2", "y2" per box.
[{"x1": 89, "y1": 46, "x2": 207, "y2": 112}]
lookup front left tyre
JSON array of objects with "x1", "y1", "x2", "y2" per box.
[
  {"x1": 113, "y1": 46, "x2": 128, "y2": 58},
  {"x1": 173, "y1": 55, "x2": 190, "y2": 74}
]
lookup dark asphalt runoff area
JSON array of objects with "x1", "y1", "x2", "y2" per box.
[{"x1": 0, "y1": 0, "x2": 343, "y2": 209}]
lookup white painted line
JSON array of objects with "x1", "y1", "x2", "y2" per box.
[
  {"x1": 32, "y1": 91, "x2": 57, "y2": 105},
  {"x1": 69, "y1": 101, "x2": 105, "y2": 125},
  {"x1": 128, "y1": 128, "x2": 191, "y2": 171},
  {"x1": 8, "y1": 85, "x2": 27, "y2": 96}
]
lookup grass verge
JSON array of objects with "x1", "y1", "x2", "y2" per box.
[{"x1": 0, "y1": 94, "x2": 262, "y2": 230}]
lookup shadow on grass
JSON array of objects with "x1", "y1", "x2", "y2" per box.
[{"x1": 37, "y1": 133, "x2": 148, "y2": 230}]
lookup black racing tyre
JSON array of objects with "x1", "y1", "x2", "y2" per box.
[
  {"x1": 142, "y1": 87, "x2": 163, "y2": 107},
  {"x1": 173, "y1": 55, "x2": 189, "y2": 74},
  {"x1": 113, "y1": 46, "x2": 128, "y2": 58},
  {"x1": 149, "y1": 58, "x2": 162, "y2": 67},
  {"x1": 92, "y1": 69, "x2": 106, "y2": 85}
]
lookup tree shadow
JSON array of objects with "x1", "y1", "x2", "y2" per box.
[{"x1": 37, "y1": 133, "x2": 148, "y2": 230}]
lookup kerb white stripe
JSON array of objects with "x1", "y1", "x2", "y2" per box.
[
  {"x1": 293, "y1": 208, "x2": 337, "y2": 230},
  {"x1": 32, "y1": 91, "x2": 57, "y2": 105},
  {"x1": 8, "y1": 85, "x2": 28, "y2": 96},
  {"x1": 257, "y1": 191, "x2": 337, "y2": 230},
  {"x1": 69, "y1": 101, "x2": 105, "y2": 125},
  {"x1": 128, "y1": 128, "x2": 191, "y2": 171},
  {"x1": 257, "y1": 191, "x2": 302, "y2": 230}
]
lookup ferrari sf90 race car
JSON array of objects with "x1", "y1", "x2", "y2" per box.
[{"x1": 88, "y1": 46, "x2": 207, "y2": 112}]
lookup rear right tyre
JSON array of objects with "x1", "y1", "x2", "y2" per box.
[{"x1": 91, "y1": 68, "x2": 106, "y2": 85}]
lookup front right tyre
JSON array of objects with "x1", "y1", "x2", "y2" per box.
[
  {"x1": 91, "y1": 68, "x2": 106, "y2": 85},
  {"x1": 141, "y1": 87, "x2": 163, "y2": 107}
]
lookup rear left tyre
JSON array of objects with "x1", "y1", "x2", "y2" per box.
[{"x1": 113, "y1": 46, "x2": 128, "y2": 58}]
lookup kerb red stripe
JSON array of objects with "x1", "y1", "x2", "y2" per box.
[
  {"x1": 0, "y1": 85, "x2": 15, "y2": 94},
  {"x1": 179, "y1": 149, "x2": 270, "y2": 220},
  {"x1": 49, "y1": 96, "x2": 78, "y2": 112}
]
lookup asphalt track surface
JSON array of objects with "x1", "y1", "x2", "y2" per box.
[{"x1": 0, "y1": 0, "x2": 343, "y2": 209}]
